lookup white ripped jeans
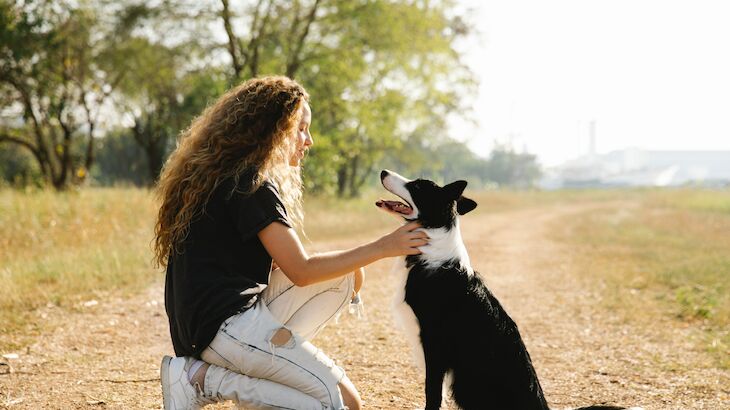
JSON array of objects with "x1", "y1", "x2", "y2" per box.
[{"x1": 199, "y1": 269, "x2": 355, "y2": 409}]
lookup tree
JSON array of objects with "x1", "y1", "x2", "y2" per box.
[
  {"x1": 1, "y1": 0, "x2": 479, "y2": 191},
  {"x1": 91, "y1": 128, "x2": 149, "y2": 186},
  {"x1": 0, "y1": 1, "x2": 116, "y2": 190},
  {"x1": 126, "y1": 71, "x2": 226, "y2": 183},
  {"x1": 214, "y1": 0, "x2": 476, "y2": 196},
  {"x1": 0, "y1": 143, "x2": 42, "y2": 187},
  {"x1": 101, "y1": 4, "x2": 227, "y2": 184},
  {"x1": 110, "y1": 39, "x2": 225, "y2": 182},
  {"x1": 380, "y1": 140, "x2": 543, "y2": 190},
  {"x1": 484, "y1": 144, "x2": 542, "y2": 188}
]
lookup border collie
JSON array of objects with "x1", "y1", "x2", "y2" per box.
[{"x1": 376, "y1": 170, "x2": 642, "y2": 410}]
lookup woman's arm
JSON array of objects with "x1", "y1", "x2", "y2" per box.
[{"x1": 258, "y1": 221, "x2": 426, "y2": 286}]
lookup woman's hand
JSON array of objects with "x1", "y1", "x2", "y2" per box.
[{"x1": 377, "y1": 221, "x2": 429, "y2": 258}]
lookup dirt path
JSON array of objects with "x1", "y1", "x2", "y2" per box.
[{"x1": 1, "y1": 203, "x2": 728, "y2": 409}]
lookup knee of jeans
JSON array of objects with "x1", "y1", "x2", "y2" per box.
[
  {"x1": 342, "y1": 272, "x2": 355, "y2": 297},
  {"x1": 269, "y1": 327, "x2": 295, "y2": 348}
]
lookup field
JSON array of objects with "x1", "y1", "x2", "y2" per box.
[
  {"x1": 0, "y1": 189, "x2": 158, "y2": 351},
  {"x1": 0, "y1": 187, "x2": 728, "y2": 409}
]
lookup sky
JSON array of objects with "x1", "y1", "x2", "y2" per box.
[{"x1": 452, "y1": 0, "x2": 730, "y2": 166}]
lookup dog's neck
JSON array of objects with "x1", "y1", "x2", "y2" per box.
[{"x1": 414, "y1": 218, "x2": 472, "y2": 274}]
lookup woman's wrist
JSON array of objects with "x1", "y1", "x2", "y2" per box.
[{"x1": 370, "y1": 236, "x2": 390, "y2": 259}]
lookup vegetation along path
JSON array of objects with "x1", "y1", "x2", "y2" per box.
[{"x1": 1, "y1": 201, "x2": 727, "y2": 409}]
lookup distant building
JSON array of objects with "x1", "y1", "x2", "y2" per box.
[{"x1": 540, "y1": 149, "x2": 730, "y2": 189}]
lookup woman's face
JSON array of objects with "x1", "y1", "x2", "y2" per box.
[{"x1": 290, "y1": 101, "x2": 313, "y2": 167}]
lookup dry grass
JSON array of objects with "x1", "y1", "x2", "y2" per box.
[
  {"x1": 3, "y1": 186, "x2": 728, "y2": 358},
  {"x1": 0, "y1": 188, "x2": 158, "y2": 351},
  {"x1": 550, "y1": 189, "x2": 730, "y2": 369},
  {"x1": 1, "y1": 187, "x2": 728, "y2": 409},
  {"x1": 301, "y1": 188, "x2": 562, "y2": 240}
]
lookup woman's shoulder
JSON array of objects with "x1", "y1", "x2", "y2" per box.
[
  {"x1": 224, "y1": 170, "x2": 282, "y2": 203},
  {"x1": 259, "y1": 179, "x2": 281, "y2": 195},
  {"x1": 219, "y1": 168, "x2": 256, "y2": 194},
  {"x1": 224, "y1": 171, "x2": 290, "y2": 228}
]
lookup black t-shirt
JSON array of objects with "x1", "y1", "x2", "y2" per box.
[{"x1": 164, "y1": 175, "x2": 291, "y2": 357}]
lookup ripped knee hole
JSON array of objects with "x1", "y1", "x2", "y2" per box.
[{"x1": 270, "y1": 327, "x2": 293, "y2": 347}]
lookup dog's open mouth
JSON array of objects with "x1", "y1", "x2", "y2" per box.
[{"x1": 375, "y1": 199, "x2": 414, "y2": 216}]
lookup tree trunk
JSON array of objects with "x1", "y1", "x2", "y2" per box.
[
  {"x1": 336, "y1": 163, "x2": 348, "y2": 198},
  {"x1": 146, "y1": 136, "x2": 166, "y2": 185},
  {"x1": 347, "y1": 155, "x2": 359, "y2": 197},
  {"x1": 285, "y1": 0, "x2": 321, "y2": 78},
  {"x1": 82, "y1": 121, "x2": 95, "y2": 182},
  {"x1": 132, "y1": 115, "x2": 167, "y2": 185},
  {"x1": 220, "y1": 0, "x2": 243, "y2": 79},
  {"x1": 352, "y1": 162, "x2": 374, "y2": 198}
]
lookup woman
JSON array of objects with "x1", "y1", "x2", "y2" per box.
[{"x1": 155, "y1": 76, "x2": 427, "y2": 409}]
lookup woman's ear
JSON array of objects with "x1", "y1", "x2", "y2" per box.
[{"x1": 456, "y1": 196, "x2": 477, "y2": 215}]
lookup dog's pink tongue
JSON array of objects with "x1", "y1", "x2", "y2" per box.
[{"x1": 376, "y1": 199, "x2": 413, "y2": 215}]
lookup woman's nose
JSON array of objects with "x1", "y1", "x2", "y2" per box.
[{"x1": 305, "y1": 132, "x2": 313, "y2": 147}]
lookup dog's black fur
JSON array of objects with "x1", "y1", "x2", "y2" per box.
[
  {"x1": 405, "y1": 255, "x2": 550, "y2": 410},
  {"x1": 378, "y1": 170, "x2": 639, "y2": 410}
]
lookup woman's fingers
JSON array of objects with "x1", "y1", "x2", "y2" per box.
[
  {"x1": 405, "y1": 226, "x2": 429, "y2": 251},
  {"x1": 405, "y1": 246, "x2": 422, "y2": 255},
  {"x1": 401, "y1": 221, "x2": 422, "y2": 232},
  {"x1": 380, "y1": 221, "x2": 431, "y2": 257},
  {"x1": 407, "y1": 231, "x2": 429, "y2": 242},
  {"x1": 409, "y1": 237, "x2": 429, "y2": 246}
]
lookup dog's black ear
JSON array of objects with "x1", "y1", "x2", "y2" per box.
[
  {"x1": 457, "y1": 196, "x2": 477, "y2": 215},
  {"x1": 443, "y1": 180, "x2": 467, "y2": 200}
]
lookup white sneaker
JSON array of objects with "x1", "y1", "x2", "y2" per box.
[{"x1": 160, "y1": 356, "x2": 216, "y2": 409}]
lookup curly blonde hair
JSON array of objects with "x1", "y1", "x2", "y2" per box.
[{"x1": 153, "y1": 76, "x2": 309, "y2": 268}]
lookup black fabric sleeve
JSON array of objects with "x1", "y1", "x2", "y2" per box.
[{"x1": 231, "y1": 181, "x2": 291, "y2": 241}]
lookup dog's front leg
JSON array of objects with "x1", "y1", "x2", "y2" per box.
[{"x1": 424, "y1": 354, "x2": 446, "y2": 410}]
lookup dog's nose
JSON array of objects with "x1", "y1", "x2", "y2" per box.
[{"x1": 380, "y1": 170, "x2": 390, "y2": 181}]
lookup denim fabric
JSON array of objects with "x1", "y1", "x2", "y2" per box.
[{"x1": 200, "y1": 271, "x2": 354, "y2": 409}]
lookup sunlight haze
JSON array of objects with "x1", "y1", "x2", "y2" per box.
[{"x1": 455, "y1": 0, "x2": 730, "y2": 166}]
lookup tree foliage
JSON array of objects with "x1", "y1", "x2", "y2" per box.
[
  {"x1": 384, "y1": 140, "x2": 542, "y2": 189},
  {"x1": 0, "y1": 0, "x2": 116, "y2": 190},
  {"x1": 0, "y1": 0, "x2": 542, "y2": 193},
  {"x1": 91, "y1": 128, "x2": 149, "y2": 186},
  {"x1": 483, "y1": 144, "x2": 542, "y2": 188},
  {"x1": 209, "y1": 0, "x2": 476, "y2": 195},
  {"x1": 114, "y1": 42, "x2": 226, "y2": 182}
]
